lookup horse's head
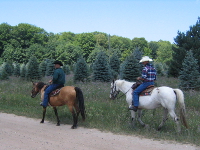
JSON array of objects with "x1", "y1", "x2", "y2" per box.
[
  {"x1": 31, "y1": 82, "x2": 45, "y2": 98},
  {"x1": 110, "y1": 80, "x2": 120, "y2": 100}
]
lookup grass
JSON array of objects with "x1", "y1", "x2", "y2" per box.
[{"x1": 0, "y1": 75, "x2": 200, "y2": 146}]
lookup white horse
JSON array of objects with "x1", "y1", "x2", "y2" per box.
[{"x1": 109, "y1": 79, "x2": 188, "y2": 132}]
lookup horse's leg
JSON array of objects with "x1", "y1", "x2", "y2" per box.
[
  {"x1": 40, "y1": 107, "x2": 46, "y2": 123},
  {"x1": 74, "y1": 103, "x2": 80, "y2": 118},
  {"x1": 130, "y1": 110, "x2": 136, "y2": 127},
  {"x1": 168, "y1": 110, "x2": 181, "y2": 132},
  {"x1": 68, "y1": 105, "x2": 78, "y2": 129},
  {"x1": 137, "y1": 110, "x2": 145, "y2": 127},
  {"x1": 157, "y1": 108, "x2": 168, "y2": 131},
  {"x1": 53, "y1": 107, "x2": 60, "y2": 126}
]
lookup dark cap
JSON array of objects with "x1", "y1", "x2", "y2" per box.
[{"x1": 53, "y1": 60, "x2": 63, "y2": 66}]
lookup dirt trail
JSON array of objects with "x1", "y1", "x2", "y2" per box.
[{"x1": 0, "y1": 113, "x2": 199, "y2": 150}]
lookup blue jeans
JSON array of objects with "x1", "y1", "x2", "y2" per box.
[
  {"x1": 132, "y1": 82, "x2": 154, "y2": 107},
  {"x1": 42, "y1": 84, "x2": 61, "y2": 107}
]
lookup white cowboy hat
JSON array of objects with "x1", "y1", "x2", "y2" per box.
[{"x1": 139, "y1": 56, "x2": 153, "y2": 63}]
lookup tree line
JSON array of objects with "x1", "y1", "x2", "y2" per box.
[
  {"x1": 0, "y1": 22, "x2": 173, "y2": 65},
  {"x1": 0, "y1": 17, "x2": 200, "y2": 89}
]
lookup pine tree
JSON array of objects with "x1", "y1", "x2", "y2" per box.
[
  {"x1": 133, "y1": 47, "x2": 143, "y2": 62},
  {"x1": 154, "y1": 62, "x2": 165, "y2": 76},
  {"x1": 178, "y1": 50, "x2": 199, "y2": 89},
  {"x1": 133, "y1": 47, "x2": 143, "y2": 70},
  {"x1": 26, "y1": 56, "x2": 41, "y2": 81},
  {"x1": 62, "y1": 64, "x2": 70, "y2": 75},
  {"x1": 169, "y1": 17, "x2": 200, "y2": 77},
  {"x1": 109, "y1": 52, "x2": 120, "y2": 79},
  {"x1": 39, "y1": 60, "x2": 46, "y2": 77},
  {"x1": 168, "y1": 46, "x2": 186, "y2": 77},
  {"x1": 120, "y1": 53, "x2": 140, "y2": 81},
  {"x1": 45, "y1": 59, "x2": 54, "y2": 76},
  {"x1": 13, "y1": 63, "x2": 20, "y2": 77},
  {"x1": 74, "y1": 56, "x2": 89, "y2": 82},
  {"x1": 2, "y1": 62, "x2": 13, "y2": 76},
  {"x1": 20, "y1": 63, "x2": 26, "y2": 78},
  {"x1": 0, "y1": 65, "x2": 9, "y2": 80},
  {"x1": 92, "y1": 51, "x2": 111, "y2": 82}
]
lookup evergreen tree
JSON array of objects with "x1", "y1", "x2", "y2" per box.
[
  {"x1": 0, "y1": 65, "x2": 9, "y2": 80},
  {"x1": 169, "y1": 17, "x2": 200, "y2": 77},
  {"x1": 13, "y1": 63, "x2": 20, "y2": 77},
  {"x1": 45, "y1": 59, "x2": 54, "y2": 76},
  {"x1": 74, "y1": 57, "x2": 89, "y2": 82},
  {"x1": 109, "y1": 52, "x2": 120, "y2": 79},
  {"x1": 87, "y1": 45, "x2": 104, "y2": 63},
  {"x1": 92, "y1": 51, "x2": 111, "y2": 82},
  {"x1": 133, "y1": 47, "x2": 143, "y2": 70},
  {"x1": 179, "y1": 50, "x2": 199, "y2": 89},
  {"x1": 168, "y1": 46, "x2": 186, "y2": 77},
  {"x1": 26, "y1": 56, "x2": 41, "y2": 81},
  {"x1": 39, "y1": 60, "x2": 46, "y2": 77},
  {"x1": 2, "y1": 61, "x2": 13, "y2": 76},
  {"x1": 62, "y1": 64, "x2": 70, "y2": 75},
  {"x1": 20, "y1": 63, "x2": 26, "y2": 78},
  {"x1": 154, "y1": 62, "x2": 165, "y2": 76},
  {"x1": 133, "y1": 47, "x2": 143, "y2": 62},
  {"x1": 120, "y1": 53, "x2": 140, "y2": 81}
]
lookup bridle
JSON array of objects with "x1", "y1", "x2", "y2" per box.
[
  {"x1": 110, "y1": 83, "x2": 120, "y2": 100},
  {"x1": 110, "y1": 81, "x2": 132, "y2": 100},
  {"x1": 31, "y1": 86, "x2": 40, "y2": 98}
]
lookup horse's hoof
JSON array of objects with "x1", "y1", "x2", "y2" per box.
[
  {"x1": 40, "y1": 121, "x2": 44, "y2": 123},
  {"x1": 71, "y1": 125, "x2": 77, "y2": 129},
  {"x1": 56, "y1": 124, "x2": 60, "y2": 126},
  {"x1": 144, "y1": 124, "x2": 150, "y2": 130},
  {"x1": 157, "y1": 127, "x2": 161, "y2": 131}
]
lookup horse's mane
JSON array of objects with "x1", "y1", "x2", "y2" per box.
[
  {"x1": 115, "y1": 79, "x2": 135, "y2": 88},
  {"x1": 116, "y1": 79, "x2": 135, "y2": 84},
  {"x1": 37, "y1": 82, "x2": 46, "y2": 90}
]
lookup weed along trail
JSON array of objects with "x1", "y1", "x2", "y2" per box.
[{"x1": 0, "y1": 113, "x2": 198, "y2": 150}]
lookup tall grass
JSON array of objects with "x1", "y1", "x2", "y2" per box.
[{"x1": 0, "y1": 76, "x2": 200, "y2": 146}]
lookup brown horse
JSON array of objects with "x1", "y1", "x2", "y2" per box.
[{"x1": 31, "y1": 82, "x2": 85, "y2": 129}]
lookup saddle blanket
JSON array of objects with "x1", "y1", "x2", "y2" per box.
[
  {"x1": 141, "y1": 85, "x2": 155, "y2": 96},
  {"x1": 50, "y1": 88, "x2": 62, "y2": 97}
]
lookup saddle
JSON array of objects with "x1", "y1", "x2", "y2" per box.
[
  {"x1": 131, "y1": 81, "x2": 155, "y2": 96},
  {"x1": 50, "y1": 88, "x2": 62, "y2": 97},
  {"x1": 45, "y1": 85, "x2": 64, "y2": 97},
  {"x1": 139, "y1": 85, "x2": 155, "y2": 96}
]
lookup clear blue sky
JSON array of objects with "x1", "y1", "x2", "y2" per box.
[{"x1": 0, "y1": 0, "x2": 199, "y2": 43}]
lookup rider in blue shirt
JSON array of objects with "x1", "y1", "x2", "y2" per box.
[{"x1": 129, "y1": 56, "x2": 156, "y2": 112}]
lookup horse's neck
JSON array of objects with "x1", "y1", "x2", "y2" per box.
[
  {"x1": 40, "y1": 85, "x2": 47, "y2": 100},
  {"x1": 40, "y1": 85, "x2": 47, "y2": 92},
  {"x1": 118, "y1": 81, "x2": 132, "y2": 93}
]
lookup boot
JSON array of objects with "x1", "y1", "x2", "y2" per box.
[{"x1": 128, "y1": 105, "x2": 138, "y2": 112}]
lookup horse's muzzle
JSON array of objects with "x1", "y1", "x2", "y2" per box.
[{"x1": 31, "y1": 94, "x2": 36, "y2": 98}]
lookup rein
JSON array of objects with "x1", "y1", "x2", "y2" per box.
[{"x1": 117, "y1": 88, "x2": 131, "y2": 99}]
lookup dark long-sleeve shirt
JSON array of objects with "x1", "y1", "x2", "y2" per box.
[{"x1": 52, "y1": 68, "x2": 66, "y2": 85}]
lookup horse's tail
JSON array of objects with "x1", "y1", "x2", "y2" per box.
[
  {"x1": 75, "y1": 87, "x2": 86, "y2": 121},
  {"x1": 173, "y1": 89, "x2": 189, "y2": 128}
]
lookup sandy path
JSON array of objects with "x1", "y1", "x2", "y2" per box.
[{"x1": 0, "y1": 113, "x2": 199, "y2": 150}]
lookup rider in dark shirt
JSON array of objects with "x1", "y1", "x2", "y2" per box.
[{"x1": 40, "y1": 60, "x2": 66, "y2": 107}]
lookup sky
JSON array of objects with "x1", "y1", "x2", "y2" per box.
[{"x1": 0, "y1": 0, "x2": 199, "y2": 43}]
